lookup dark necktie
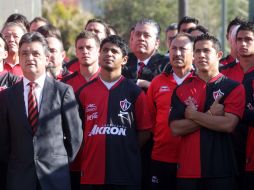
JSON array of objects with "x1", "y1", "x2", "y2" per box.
[
  {"x1": 138, "y1": 62, "x2": 145, "y2": 78},
  {"x1": 28, "y1": 82, "x2": 39, "y2": 135}
]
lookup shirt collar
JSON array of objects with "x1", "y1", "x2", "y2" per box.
[
  {"x1": 23, "y1": 74, "x2": 47, "y2": 88},
  {"x1": 138, "y1": 56, "x2": 151, "y2": 66}
]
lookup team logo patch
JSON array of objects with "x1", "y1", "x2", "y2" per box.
[
  {"x1": 120, "y1": 99, "x2": 131, "y2": 111},
  {"x1": 159, "y1": 85, "x2": 170, "y2": 92},
  {"x1": 86, "y1": 104, "x2": 97, "y2": 113},
  {"x1": 118, "y1": 99, "x2": 132, "y2": 124},
  {"x1": 87, "y1": 112, "x2": 98, "y2": 121},
  {"x1": 213, "y1": 89, "x2": 224, "y2": 100}
]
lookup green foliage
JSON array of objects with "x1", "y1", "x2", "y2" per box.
[
  {"x1": 100, "y1": 0, "x2": 249, "y2": 53},
  {"x1": 42, "y1": 0, "x2": 249, "y2": 55},
  {"x1": 100, "y1": 0, "x2": 178, "y2": 53},
  {"x1": 42, "y1": 0, "x2": 94, "y2": 57}
]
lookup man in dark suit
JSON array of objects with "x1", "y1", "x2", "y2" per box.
[
  {"x1": 122, "y1": 18, "x2": 169, "y2": 190},
  {"x1": 0, "y1": 32, "x2": 83, "y2": 190},
  {"x1": 122, "y1": 18, "x2": 169, "y2": 90}
]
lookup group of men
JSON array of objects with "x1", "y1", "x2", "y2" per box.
[{"x1": 0, "y1": 12, "x2": 254, "y2": 190}]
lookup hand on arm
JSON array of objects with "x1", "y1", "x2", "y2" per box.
[
  {"x1": 185, "y1": 98, "x2": 238, "y2": 133},
  {"x1": 207, "y1": 96, "x2": 224, "y2": 116},
  {"x1": 136, "y1": 79, "x2": 151, "y2": 89}
]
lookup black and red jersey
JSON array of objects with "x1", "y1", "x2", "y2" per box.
[
  {"x1": 169, "y1": 73, "x2": 245, "y2": 178},
  {"x1": 242, "y1": 78, "x2": 254, "y2": 171},
  {"x1": 0, "y1": 71, "x2": 19, "y2": 92},
  {"x1": 219, "y1": 54, "x2": 236, "y2": 66},
  {"x1": 78, "y1": 76, "x2": 152, "y2": 185},
  {"x1": 147, "y1": 71, "x2": 192, "y2": 163},
  {"x1": 62, "y1": 69, "x2": 100, "y2": 172},
  {"x1": 65, "y1": 58, "x2": 79, "y2": 73},
  {"x1": 221, "y1": 62, "x2": 254, "y2": 172},
  {"x1": 220, "y1": 61, "x2": 254, "y2": 83},
  {"x1": 62, "y1": 70, "x2": 100, "y2": 93}
]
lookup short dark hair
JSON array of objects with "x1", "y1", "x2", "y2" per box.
[
  {"x1": 236, "y1": 21, "x2": 254, "y2": 38},
  {"x1": 178, "y1": 16, "x2": 199, "y2": 32},
  {"x1": 135, "y1": 18, "x2": 161, "y2": 39},
  {"x1": 165, "y1": 23, "x2": 178, "y2": 32},
  {"x1": 4, "y1": 13, "x2": 30, "y2": 31},
  {"x1": 85, "y1": 18, "x2": 110, "y2": 37},
  {"x1": 30, "y1": 17, "x2": 49, "y2": 26},
  {"x1": 0, "y1": 33, "x2": 8, "y2": 51},
  {"x1": 75, "y1": 30, "x2": 100, "y2": 48},
  {"x1": 100, "y1": 35, "x2": 128, "y2": 57},
  {"x1": 36, "y1": 24, "x2": 62, "y2": 39},
  {"x1": 227, "y1": 17, "x2": 245, "y2": 35},
  {"x1": 19, "y1": 32, "x2": 49, "y2": 56},
  {"x1": 194, "y1": 33, "x2": 221, "y2": 52},
  {"x1": 187, "y1": 25, "x2": 209, "y2": 35}
]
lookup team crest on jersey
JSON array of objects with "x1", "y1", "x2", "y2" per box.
[
  {"x1": 247, "y1": 103, "x2": 254, "y2": 111},
  {"x1": 159, "y1": 85, "x2": 170, "y2": 92},
  {"x1": 120, "y1": 99, "x2": 131, "y2": 111},
  {"x1": 118, "y1": 99, "x2": 132, "y2": 123},
  {"x1": 0, "y1": 85, "x2": 7, "y2": 91},
  {"x1": 213, "y1": 89, "x2": 224, "y2": 100}
]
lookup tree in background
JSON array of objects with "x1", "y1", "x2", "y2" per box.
[
  {"x1": 43, "y1": 0, "x2": 93, "y2": 58},
  {"x1": 100, "y1": 0, "x2": 178, "y2": 53},
  {"x1": 42, "y1": 0, "x2": 248, "y2": 55},
  {"x1": 101, "y1": 0, "x2": 248, "y2": 53}
]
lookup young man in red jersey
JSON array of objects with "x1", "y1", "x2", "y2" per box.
[
  {"x1": 170, "y1": 33, "x2": 245, "y2": 190},
  {"x1": 78, "y1": 35, "x2": 151, "y2": 190}
]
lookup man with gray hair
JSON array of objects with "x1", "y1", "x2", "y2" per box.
[
  {"x1": 122, "y1": 18, "x2": 169, "y2": 190},
  {"x1": 122, "y1": 18, "x2": 169, "y2": 90}
]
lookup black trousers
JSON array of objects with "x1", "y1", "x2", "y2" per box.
[
  {"x1": 177, "y1": 177, "x2": 238, "y2": 190},
  {"x1": 150, "y1": 160, "x2": 177, "y2": 190},
  {"x1": 80, "y1": 184, "x2": 140, "y2": 190},
  {"x1": 243, "y1": 171, "x2": 254, "y2": 190}
]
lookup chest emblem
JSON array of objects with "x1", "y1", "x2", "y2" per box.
[
  {"x1": 118, "y1": 99, "x2": 132, "y2": 124},
  {"x1": 159, "y1": 85, "x2": 170, "y2": 92},
  {"x1": 120, "y1": 99, "x2": 131, "y2": 111},
  {"x1": 213, "y1": 89, "x2": 224, "y2": 100}
]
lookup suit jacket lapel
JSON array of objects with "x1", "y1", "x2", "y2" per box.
[{"x1": 38, "y1": 76, "x2": 55, "y2": 123}]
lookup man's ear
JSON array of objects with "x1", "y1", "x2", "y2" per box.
[
  {"x1": 3, "y1": 50, "x2": 8, "y2": 60},
  {"x1": 61, "y1": 50, "x2": 66, "y2": 60},
  {"x1": 217, "y1": 50, "x2": 223, "y2": 60},
  {"x1": 121, "y1": 55, "x2": 128, "y2": 66},
  {"x1": 154, "y1": 38, "x2": 160, "y2": 50},
  {"x1": 45, "y1": 55, "x2": 50, "y2": 67}
]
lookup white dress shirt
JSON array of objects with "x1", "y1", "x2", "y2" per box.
[
  {"x1": 173, "y1": 72, "x2": 191, "y2": 85},
  {"x1": 23, "y1": 74, "x2": 46, "y2": 116}
]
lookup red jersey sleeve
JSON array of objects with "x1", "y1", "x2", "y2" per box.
[
  {"x1": 146, "y1": 80, "x2": 157, "y2": 130},
  {"x1": 135, "y1": 91, "x2": 153, "y2": 131},
  {"x1": 224, "y1": 84, "x2": 245, "y2": 119}
]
